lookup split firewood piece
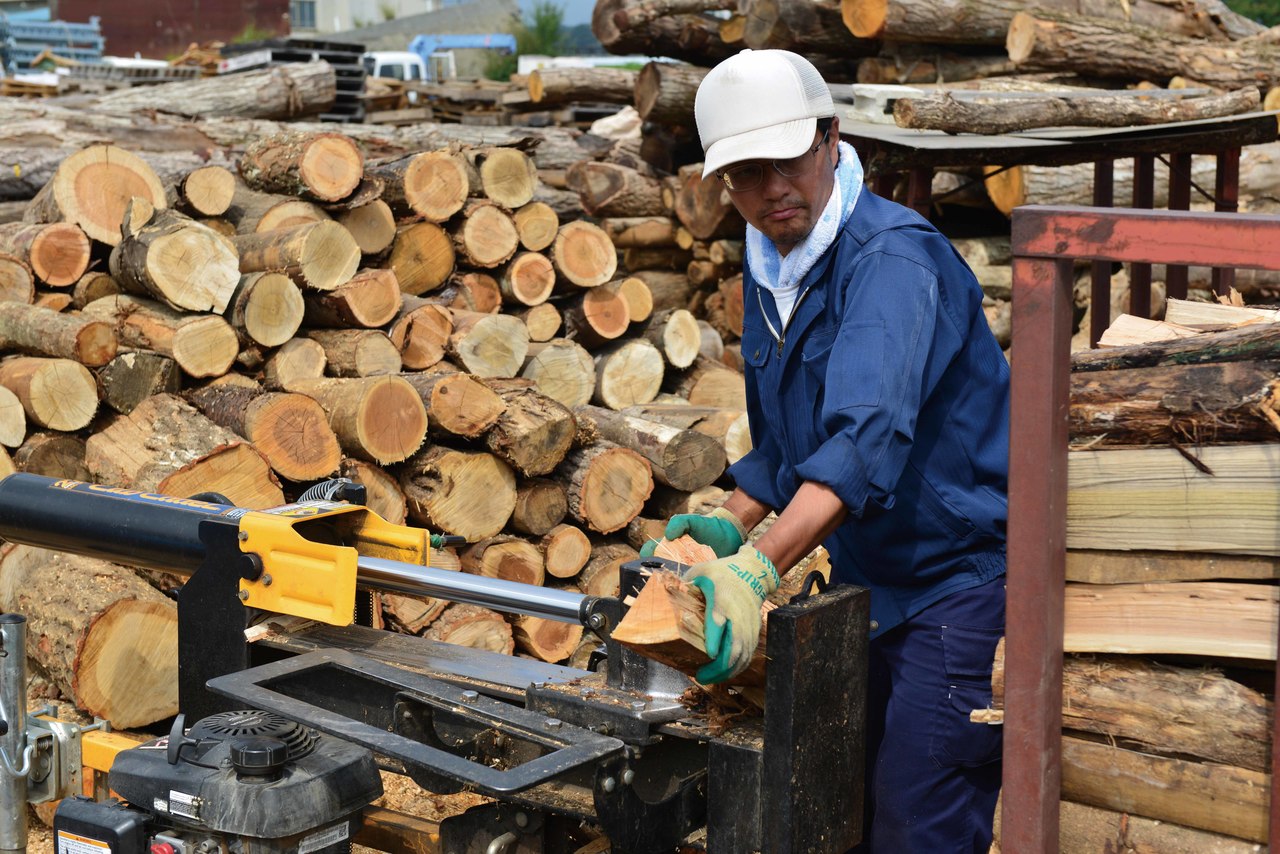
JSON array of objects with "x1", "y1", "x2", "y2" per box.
[
  {"x1": 336, "y1": 200, "x2": 396, "y2": 255},
  {"x1": 289, "y1": 375, "x2": 427, "y2": 465},
  {"x1": 447, "y1": 308, "x2": 529, "y2": 378},
  {"x1": 341, "y1": 458, "x2": 407, "y2": 525},
  {"x1": 521, "y1": 339, "x2": 596, "y2": 409},
  {"x1": 540, "y1": 523, "x2": 591, "y2": 579},
  {"x1": 454, "y1": 200, "x2": 520, "y2": 269},
  {"x1": 528, "y1": 66, "x2": 638, "y2": 105},
  {"x1": 0, "y1": 356, "x2": 98, "y2": 431},
  {"x1": 599, "y1": 216, "x2": 678, "y2": 249},
  {"x1": 224, "y1": 184, "x2": 332, "y2": 234},
  {"x1": 367, "y1": 150, "x2": 473, "y2": 222},
  {"x1": 400, "y1": 445, "x2": 517, "y2": 542},
  {"x1": 227, "y1": 271, "x2": 304, "y2": 348},
  {"x1": 461, "y1": 534, "x2": 546, "y2": 587},
  {"x1": 398, "y1": 370, "x2": 505, "y2": 439},
  {"x1": 594, "y1": 338, "x2": 665, "y2": 410},
  {"x1": 0, "y1": 222, "x2": 91, "y2": 287},
  {"x1": 652, "y1": 535, "x2": 717, "y2": 567},
  {"x1": 425, "y1": 271, "x2": 503, "y2": 314},
  {"x1": 0, "y1": 386, "x2": 24, "y2": 448},
  {"x1": 510, "y1": 479, "x2": 569, "y2": 537},
  {"x1": 0, "y1": 301, "x2": 117, "y2": 367},
  {"x1": 639, "y1": 308, "x2": 702, "y2": 369},
  {"x1": 513, "y1": 201, "x2": 559, "y2": 252},
  {"x1": 304, "y1": 268, "x2": 402, "y2": 329},
  {"x1": 576, "y1": 404, "x2": 726, "y2": 492},
  {"x1": 24, "y1": 144, "x2": 166, "y2": 246},
  {"x1": 500, "y1": 251, "x2": 557, "y2": 307},
  {"x1": 562, "y1": 279, "x2": 631, "y2": 349},
  {"x1": 73, "y1": 271, "x2": 119, "y2": 309},
  {"x1": 82, "y1": 294, "x2": 239, "y2": 379},
  {"x1": 514, "y1": 303, "x2": 562, "y2": 343},
  {"x1": 465, "y1": 146, "x2": 538, "y2": 210},
  {"x1": 0, "y1": 544, "x2": 178, "y2": 728},
  {"x1": 552, "y1": 221, "x2": 618, "y2": 289},
  {"x1": 84, "y1": 393, "x2": 283, "y2": 508},
  {"x1": 611, "y1": 570, "x2": 766, "y2": 687},
  {"x1": 232, "y1": 220, "x2": 361, "y2": 291},
  {"x1": 264, "y1": 337, "x2": 326, "y2": 391},
  {"x1": 388, "y1": 298, "x2": 452, "y2": 371},
  {"x1": 238, "y1": 131, "x2": 364, "y2": 203},
  {"x1": 667, "y1": 355, "x2": 747, "y2": 409},
  {"x1": 566, "y1": 161, "x2": 668, "y2": 218},
  {"x1": 168, "y1": 165, "x2": 237, "y2": 217},
  {"x1": 577, "y1": 542, "x2": 640, "y2": 598},
  {"x1": 634, "y1": 61, "x2": 711, "y2": 126},
  {"x1": 97, "y1": 352, "x2": 181, "y2": 415},
  {"x1": 558, "y1": 440, "x2": 654, "y2": 534},
  {"x1": 109, "y1": 206, "x2": 241, "y2": 314},
  {"x1": 674, "y1": 164, "x2": 745, "y2": 242},
  {"x1": 389, "y1": 221, "x2": 456, "y2": 296},
  {"x1": 382, "y1": 592, "x2": 449, "y2": 634},
  {"x1": 481, "y1": 377, "x2": 577, "y2": 478},
  {"x1": 511, "y1": 600, "x2": 585, "y2": 663},
  {"x1": 423, "y1": 603, "x2": 515, "y2": 655},
  {"x1": 185, "y1": 385, "x2": 342, "y2": 482},
  {"x1": 13, "y1": 431, "x2": 87, "y2": 479}
]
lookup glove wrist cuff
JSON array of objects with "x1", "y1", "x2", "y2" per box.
[{"x1": 709, "y1": 506, "x2": 748, "y2": 541}]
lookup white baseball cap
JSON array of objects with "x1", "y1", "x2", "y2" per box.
[{"x1": 695, "y1": 49, "x2": 835, "y2": 179}]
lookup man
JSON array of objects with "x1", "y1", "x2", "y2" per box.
[{"x1": 647, "y1": 49, "x2": 1009, "y2": 852}]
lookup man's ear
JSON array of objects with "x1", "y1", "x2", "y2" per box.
[{"x1": 828, "y1": 116, "x2": 841, "y2": 164}]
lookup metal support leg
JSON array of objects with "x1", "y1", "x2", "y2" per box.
[
  {"x1": 1089, "y1": 159, "x2": 1115, "y2": 347},
  {"x1": 1165, "y1": 153, "x2": 1193, "y2": 302},
  {"x1": 907, "y1": 167, "x2": 933, "y2": 219},
  {"x1": 1213, "y1": 147, "x2": 1241, "y2": 296},
  {"x1": 0, "y1": 615, "x2": 28, "y2": 854},
  {"x1": 1129, "y1": 154, "x2": 1155, "y2": 318}
]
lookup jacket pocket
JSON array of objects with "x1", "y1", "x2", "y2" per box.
[
  {"x1": 829, "y1": 322, "x2": 883, "y2": 409},
  {"x1": 917, "y1": 475, "x2": 976, "y2": 541},
  {"x1": 930, "y1": 624, "x2": 1003, "y2": 768}
]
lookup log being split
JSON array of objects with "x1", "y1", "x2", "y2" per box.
[{"x1": 239, "y1": 130, "x2": 364, "y2": 203}]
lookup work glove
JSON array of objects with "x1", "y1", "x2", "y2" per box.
[
  {"x1": 639, "y1": 506, "x2": 748, "y2": 559},
  {"x1": 685, "y1": 544, "x2": 781, "y2": 684}
]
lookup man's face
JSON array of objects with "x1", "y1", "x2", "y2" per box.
[{"x1": 719, "y1": 118, "x2": 840, "y2": 256}]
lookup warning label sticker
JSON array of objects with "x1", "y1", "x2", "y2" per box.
[
  {"x1": 169, "y1": 790, "x2": 199, "y2": 819},
  {"x1": 58, "y1": 831, "x2": 111, "y2": 854},
  {"x1": 298, "y1": 822, "x2": 351, "y2": 854}
]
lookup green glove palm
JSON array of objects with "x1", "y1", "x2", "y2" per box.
[
  {"x1": 685, "y1": 545, "x2": 781, "y2": 684},
  {"x1": 639, "y1": 506, "x2": 747, "y2": 559}
]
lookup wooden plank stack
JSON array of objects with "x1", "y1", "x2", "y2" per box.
[{"x1": 0, "y1": 124, "x2": 756, "y2": 732}]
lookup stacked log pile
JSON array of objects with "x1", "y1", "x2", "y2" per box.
[
  {"x1": 0, "y1": 121, "x2": 760, "y2": 733},
  {"x1": 978, "y1": 305, "x2": 1280, "y2": 851}
]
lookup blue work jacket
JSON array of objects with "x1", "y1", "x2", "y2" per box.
[{"x1": 728, "y1": 191, "x2": 1009, "y2": 637}]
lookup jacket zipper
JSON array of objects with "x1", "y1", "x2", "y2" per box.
[{"x1": 757, "y1": 283, "x2": 819, "y2": 359}]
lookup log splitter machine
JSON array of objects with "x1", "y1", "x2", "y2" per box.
[{"x1": 0, "y1": 473, "x2": 868, "y2": 854}]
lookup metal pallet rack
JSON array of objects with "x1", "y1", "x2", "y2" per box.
[{"x1": 218, "y1": 36, "x2": 367, "y2": 123}]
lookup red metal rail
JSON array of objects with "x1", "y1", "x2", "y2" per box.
[{"x1": 1005, "y1": 205, "x2": 1280, "y2": 853}]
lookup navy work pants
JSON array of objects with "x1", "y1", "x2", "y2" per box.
[{"x1": 851, "y1": 576, "x2": 1005, "y2": 853}]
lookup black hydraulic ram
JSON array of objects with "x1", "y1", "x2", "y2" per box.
[{"x1": 0, "y1": 473, "x2": 592, "y2": 624}]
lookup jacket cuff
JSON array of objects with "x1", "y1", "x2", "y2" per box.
[
  {"x1": 794, "y1": 432, "x2": 876, "y2": 517},
  {"x1": 727, "y1": 450, "x2": 786, "y2": 509}
]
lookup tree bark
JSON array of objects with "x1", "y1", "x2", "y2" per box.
[
  {"x1": 92, "y1": 62, "x2": 336, "y2": 120},
  {"x1": 481, "y1": 378, "x2": 577, "y2": 478},
  {"x1": 1072, "y1": 320, "x2": 1280, "y2": 372},
  {"x1": 109, "y1": 207, "x2": 242, "y2": 313},
  {"x1": 84, "y1": 393, "x2": 283, "y2": 508},
  {"x1": 82, "y1": 294, "x2": 238, "y2": 379},
  {"x1": 557, "y1": 440, "x2": 654, "y2": 534},
  {"x1": 0, "y1": 302, "x2": 116, "y2": 367},
  {"x1": 599, "y1": 217, "x2": 678, "y2": 249},
  {"x1": 400, "y1": 446, "x2": 517, "y2": 542},
  {"x1": 857, "y1": 51, "x2": 1015, "y2": 85},
  {"x1": 528, "y1": 67, "x2": 639, "y2": 105},
  {"x1": 566, "y1": 161, "x2": 668, "y2": 218},
  {"x1": 576, "y1": 404, "x2": 726, "y2": 491},
  {"x1": 592, "y1": 0, "x2": 739, "y2": 66},
  {"x1": 97, "y1": 352, "x2": 180, "y2": 415},
  {"x1": 739, "y1": 0, "x2": 876, "y2": 57},
  {"x1": 0, "y1": 544, "x2": 178, "y2": 728}
]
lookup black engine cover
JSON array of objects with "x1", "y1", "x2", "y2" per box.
[{"x1": 108, "y1": 710, "x2": 382, "y2": 839}]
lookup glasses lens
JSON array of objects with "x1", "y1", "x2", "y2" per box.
[
  {"x1": 774, "y1": 151, "x2": 813, "y2": 178},
  {"x1": 723, "y1": 163, "x2": 763, "y2": 192}
]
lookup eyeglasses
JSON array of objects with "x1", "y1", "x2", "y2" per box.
[{"x1": 718, "y1": 128, "x2": 831, "y2": 193}]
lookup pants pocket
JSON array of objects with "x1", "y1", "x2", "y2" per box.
[{"x1": 930, "y1": 624, "x2": 1003, "y2": 768}]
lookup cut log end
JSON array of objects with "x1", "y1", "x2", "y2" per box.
[{"x1": 843, "y1": 0, "x2": 887, "y2": 39}]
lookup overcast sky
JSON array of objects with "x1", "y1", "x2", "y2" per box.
[{"x1": 518, "y1": 0, "x2": 596, "y2": 27}]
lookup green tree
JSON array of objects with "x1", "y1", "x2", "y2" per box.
[
  {"x1": 1224, "y1": 0, "x2": 1280, "y2": 26},
  {"x1": 485, "y1": 2, "x2": 566, "y2": 81}
]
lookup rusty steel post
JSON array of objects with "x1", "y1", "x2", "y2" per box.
[{"x1": 1089, "y1": 159, "x2": 1115, "y2": 347}]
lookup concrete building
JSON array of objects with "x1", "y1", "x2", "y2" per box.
[{"x1": 289, "y1": 0, "x2": 512, "y2": 36}]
